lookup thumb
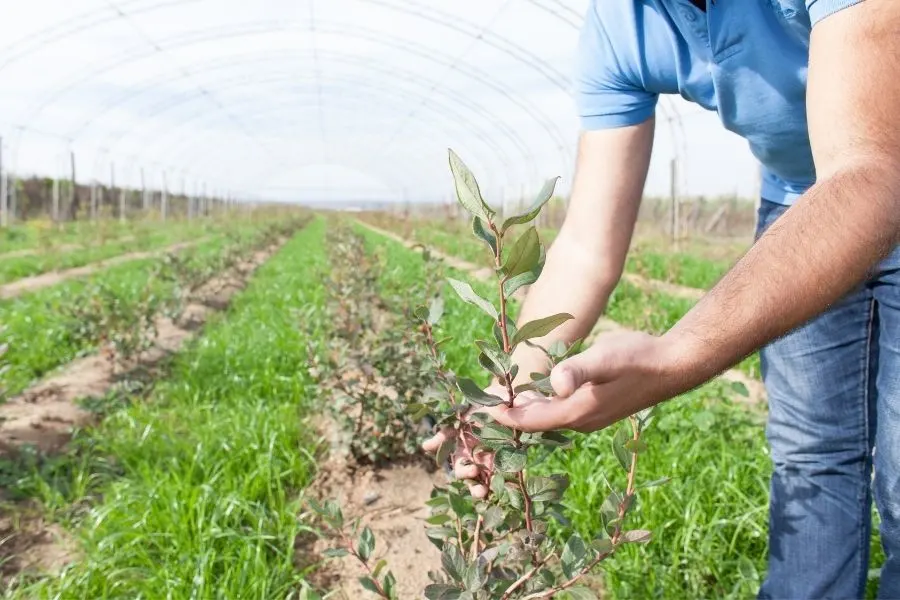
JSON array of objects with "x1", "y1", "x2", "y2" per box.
[{"x1": 550, "y1": 343, "x2": 616, "y2": 397}]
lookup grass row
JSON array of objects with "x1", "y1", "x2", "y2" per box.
[
  {"x1": 4, "y1": 218, "x2": 327, "y2": 598},
  {"x1": 0, "y1": 220, "x2": 287, "y2": 398},
  {"x1": 0, "y1": 219, "x2": 233, "y2": 285}
]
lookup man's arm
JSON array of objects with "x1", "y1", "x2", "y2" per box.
[
  {"x1": 666, "y1": 0, "x2": 900, "y2": 390},
  {"x1": 482, "y1": 0, "x2": 900, "y2": 434},
  {"x1": 508, "y1": 119, "x2": 655, "y2": 381}
]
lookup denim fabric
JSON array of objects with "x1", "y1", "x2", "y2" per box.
[{"x1": 755, "y1": 200, "x2": 900, "y2": 599}]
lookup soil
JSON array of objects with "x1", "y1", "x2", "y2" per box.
[
  {"x1": 298, "y1": 417, "x2": 445, "y2": 600},
  {"x1": 0, "y1": 238, "x2": 209, "y2": 300},
  {"x1": 0, "y1": 504, "x2": 77, "y2": 584}
]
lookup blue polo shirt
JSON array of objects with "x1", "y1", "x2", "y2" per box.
[{"x1": 575, "y1": 0, "x2": 863, "y2": 204}]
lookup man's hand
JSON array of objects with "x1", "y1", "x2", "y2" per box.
[{"x1": 423, "y1": 331, "x2": 687, "y2": 493}]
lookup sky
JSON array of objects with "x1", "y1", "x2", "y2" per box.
[{"x1": 0, "y1": 0, "x2": 761, "y2": 205}]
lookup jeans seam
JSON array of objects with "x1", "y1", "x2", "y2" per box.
[{"x1": 860, "y1": 296, "x2": 877, "y2": 595}]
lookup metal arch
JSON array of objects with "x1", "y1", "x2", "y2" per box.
[
  {"x1": 11, "y1": 20, "x2": 572, "y2": 170},
  {"x1": 104, "y1": 82, "x2": 515, "y2": 181},
  {"x1": 66, "y1": 50, "x2": 537, "y2": 177},
  {"x1": 109, "y1": 94, "x2": 512, "y2": 198},
  {"x1": 0, "y1": 0, "x2": 581, "y2": 79}
]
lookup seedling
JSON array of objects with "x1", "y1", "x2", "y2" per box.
[{"x1": 314, "y1": 151, "x2": 661, "y2": 598}]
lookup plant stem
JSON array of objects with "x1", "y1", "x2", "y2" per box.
[
  {"x1": 471, "y1": 515, "x2": 484, "y2": 560},
  {"x1": 500, "y1": 558, "x2": 549, "y2": 600},
  {"x1": 517, "y1": 469, "x2": 534, "y2": 534},
  {"x1": 339, "y1": 532, "x2": 391, "y2": 599}
]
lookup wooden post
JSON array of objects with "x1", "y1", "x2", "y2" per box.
[
  {"x1": 69, "y1": 151, "x2": 77, "y2": 220},
  {"x1": 188, "y1": 181, "x2": 195, "y2": 221},
  {"x1": 52, "y1": 177, "x2": 60, "y2": 224},
  {"x1": 161, "y1": 172, "x2": 168, "y2": 222},
  {"x1": 90, "y1": 181, "x2": 98, "y2": 222},
  {"x1": 10, "y1": 174, "x2": 17, "y2": 224},
  {"x1": 112, "y1": 163, "x2": 124, "y2": 223},
  {"x1": 141, "y1": 168, "x2": 148, "y2": 213},
  {"x1": 669, "y1": 158, "x2": 679, "y2": 245},
  {"x1": 0, "y1": 138, "x2": 6, "y2": 228}
]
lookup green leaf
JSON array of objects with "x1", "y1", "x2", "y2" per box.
[
  {"x1": 621, "y1": 529, "x2": 652, "y2": 544},
  {"x1": 591, "y1": 538, "x2": 613, "y2": 554},
  {"x1": 383, "y1": 572, "x2": 397, "y2": 599},
  {"x1": 359, "y1": 576, "x2": 380, "y2": 595},
  {"x1": 447, "y1": 278, "x2": 498, "y2": 320},
  {"x1": 428, "y1": 297, "x2": 445, "y2": 326},
  {"x1": 495, "y1": 446, "x2": 527, "y2": 473},
  {"x1": 472, "y1": 216, "x2": 498, "y2": 256},
  {"x1": 442, "y1": 544, "x2": 466, "y2": 583},
  {"x1": 503, "y1": 244, "x2": 545, "y2": 298},
  {"x1": 730, "y1": 380, "x2": 750, "y2": 397},
  {"x1": 537, "y1": 431, "x2": 571, "y2": 448},
  {"x1": 425, "y1": 583, "x2": 463, "y2": 600},
  {"x1": 561, "y1": 533, "x2": 588, "y2": 580},
  {"x1": 526, "y1": 476, "x2": 566, "y2": 503},
  {"x1": 373, "y1": 559, "x2": 388, "y2": 579},
  {"x1": 564, "y1": 587, "x2": 599, "y2": 600},
  {"x1": 414, "y1": 306, "x2": 430, "y2": 322},
  {"x1": 478, "y1": 422, "x2": 516, "y2": 446},
  {"x1": 638, "y1": 476, "x2": 671, "y2": 490},
  {"x1": 436, "y1": 438, "x2": 455, "y2": 468},
  {"x1": 624, "y1": 439, "x2": 648, "y2": 454},
  {"x1": 500, "y1": 176, "x2": 559, "y2": 232},
  {"x1": 482, "y1": 505, "x2": 505, "y2": 531},
  {"x1": 449, "y1": 491, "x2": 472, "y2": 518},
  {"x1": 474, "y1": 340, "x2": 510, "y2": 371},
  {"x1": 501, "y1": 227, "x2": 541, "y2": 280},
  {"x1": 426, "y1": 513, "x2": 453, "y2": 525},
  {"x1": 426, "y1": 527, "x2": 456, "y2": 550},
  {"x1": 513, "y1": 376, "x2": 554, "y2": 396},
  {"x1": 511, "y1": 313, "x2": 574, "y2": 346},
  {"x1": 612, "y1": 426, "x2": 631, "y2": 472},
  {"x1": 322, "y1": 548, "x2": 349, "y2": 558},
  {"x1": 448, "y1": 149, "x2": 494, "y2": 221},
  {"x1": 457, "y1": 378, "x2": 505, "y2": 407},
  {"x1": 490, "y1": 473, "x2": 506, "y2": 497},
  {"x1": 358, "y1": 527, "x2": 375, "y2": 562},
  {"x1": 464, "y1": 561, "x2": 488, "y2": 592}
]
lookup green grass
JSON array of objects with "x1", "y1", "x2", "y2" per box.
[
  {"x1": 0, "y1": 222, "x2": 283, "y2": 398},
  {"x1": 4, "y1": 218, "x2": 326, "y2": 598},
  {"x1": 0, "y1": 220, "x2": 228, "y2": 285}
]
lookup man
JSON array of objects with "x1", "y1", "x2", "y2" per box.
[{"x1": 423, "y1": 1, "x2": 900, "y2": 598}]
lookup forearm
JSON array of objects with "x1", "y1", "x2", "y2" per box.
[
  {"x1": 509, "y1": 234, "x2": 619, "y2": 380},
  {"x1": 666, "y1": 163, "x2": 900, "y2": 389}
]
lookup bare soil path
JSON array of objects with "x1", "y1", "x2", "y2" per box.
[{"x1": 0, "y1": 238, "x2": 209, "y2": 300}]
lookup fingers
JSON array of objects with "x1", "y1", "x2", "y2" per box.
[
  {"x1": 488, "y1": 393, "x2": 596, "y2": 433},
  {"x1": 421, "y1": 427, "x2": 453, "y2": 454},
  {"x1": 454, "y1": 456, "x2": 479, "y2": 480},
  {"x1": 551, "y1": 341, "x2": 618, "y2": 397}
]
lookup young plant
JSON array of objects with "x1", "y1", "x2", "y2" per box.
[
  {"x1": 309, "y1": 223, "x2": 431, "y2": 464},
  {"x1": 405, "y1": 150, "x2": 658, "y2": 599},
  {"x1": 307, "y1": 499, "x2": 400, "y2": 599},
  {"x1": 0, "y1": 328, "x2": 8, "y2": 403}
]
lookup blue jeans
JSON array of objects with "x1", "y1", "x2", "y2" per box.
[{"x1": 756, "y1": 200, "x2": 900, "y2": 600}]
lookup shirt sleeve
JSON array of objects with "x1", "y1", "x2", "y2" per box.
[
  {"x1": 806, "y1": 0, "x2": 865, "y2": 26},
  {"x1": 574, "y1": 1, "x2": 657, "y2": 130}
]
